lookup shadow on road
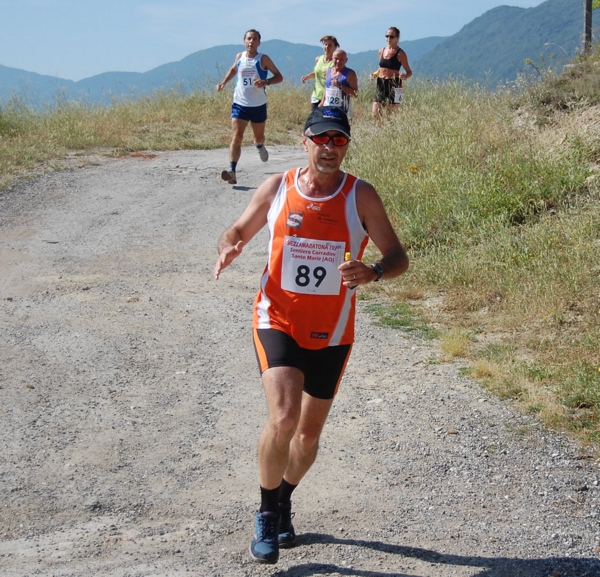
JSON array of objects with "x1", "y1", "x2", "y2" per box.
[{"x1": 271, "y1": 533, "x2": 599, "y2": 576}]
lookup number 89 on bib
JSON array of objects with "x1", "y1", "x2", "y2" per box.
[{"x1": 281, "y1": 237, "x2": 346, "y2": 295}]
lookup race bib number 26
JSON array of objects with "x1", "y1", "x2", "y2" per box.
[
  {"x1": 324, "y1": 87, "x2": 343, "y2": 107},
  {"x1": 281, "y1": 236, "x2": 345, "y2": 295}
]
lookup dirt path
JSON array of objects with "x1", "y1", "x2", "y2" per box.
[{"x1": 0, "y1": 146, "x2": 599, "y2": 577}]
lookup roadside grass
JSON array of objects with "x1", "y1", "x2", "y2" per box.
[
  {"x1": 0, "y1": 84, "x2": 309, "y2": 189},
  {"x1": 345, "y1": 66, "x2": 600, "y2": 446},
  {"x1": 364, "y1": 301, "x2": 439, "y2": 340},
  {"x1": 518, "y1": 50, "x2": 600, "y2": 120},
  {"x1": 440, "y1": 329, "x2": 471, "y2": 359},
  {"x1": 1, "y1": 54, "x2": 600, "y2": 445}
]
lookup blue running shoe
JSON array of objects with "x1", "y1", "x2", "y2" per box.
[
  {"x1": 278, "y1": 502, "x2": 296, "y2": 547},
  {"x1": 250, "y1": 511, "x2": 279, "y2": 564}
]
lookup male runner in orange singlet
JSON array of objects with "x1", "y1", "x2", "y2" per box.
[{"x1": 214, "y1": 106, "x2": 409, "y2": 564}]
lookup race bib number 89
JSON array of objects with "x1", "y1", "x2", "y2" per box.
[{"x1": 281, "y1": 236, "x2": 345, "y2": 295}]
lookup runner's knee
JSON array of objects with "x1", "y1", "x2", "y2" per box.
[
  {"x1": 293, "y1": 431, "x2": 320, "y2": 453},
  {"x1": 267, "y1": 412, "x2": 299, "y2": 439},
  {"x1": 231, "y1": 129, "x2": 245, "y2": 144}
]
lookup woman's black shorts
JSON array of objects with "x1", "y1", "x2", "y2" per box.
[{"x1": 374, "y1": 76, "x2": 402, "y2": 104}]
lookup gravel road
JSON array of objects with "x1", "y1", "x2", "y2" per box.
[{"x1": 1, "y1": 145, "x2": 599, "y2": 576}]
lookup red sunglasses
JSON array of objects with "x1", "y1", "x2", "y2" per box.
[{"x1": 306, "y1": 133, "x2": 350, "y2": 147}]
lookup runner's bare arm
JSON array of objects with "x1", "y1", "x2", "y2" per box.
[
  {"x1": 301, "y1": 71, "x2": 316, "y2": 83},
  {"x1": 344, "y1": 70, "x2": 359, "y2": 97},
  {"x1": 214, "y1": 174, "x2": 284, "y2": 280},
  {"x1": 339, "y1": 181, "x2": 408, "y2": 286},
  {"x1": 371, "y1": 48, "x2": 384, "y2": 80},
  {"x1": 257, "y1": 55, "x2": 283, "y2": 87},
  {"x1": 216, "y1": 53, "x2": 242, "y2": 91},
  {"x1": 302, "y1": 56, "x2": 321, "y2": 83},
  {"x1": 399, "y1": 50, "x2": 412, "y2": 81}
]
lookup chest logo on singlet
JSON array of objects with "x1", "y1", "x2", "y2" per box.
[
  {"x1": 287, "y1": 213, "x2": 304, "y2": 228},
  {"x1": 316, "y1": 212, "x2": 340, "y2": 226}
]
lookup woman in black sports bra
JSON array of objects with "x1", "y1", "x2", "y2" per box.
[{"x1": 370, "y1": 26, "x2": 412, "y2": 118}]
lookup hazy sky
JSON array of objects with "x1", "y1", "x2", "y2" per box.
[{"x1": 2, "y1": 0, "x2": 546, "y2": 81}]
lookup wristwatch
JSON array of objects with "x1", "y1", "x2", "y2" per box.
[
  {"x1": 371, "y1": 262, "x2": 384, "y2": 282},
  {"x1": 266, "y1": 78, "x2": 271, "y2": 86}
]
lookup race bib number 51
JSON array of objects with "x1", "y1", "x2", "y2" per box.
[
  {"x1": 241, "y1": 67, "x2": 256, "y2": 86},
  {"x1": 281, "y1": 236, "x2": 345, "y2": 295}
]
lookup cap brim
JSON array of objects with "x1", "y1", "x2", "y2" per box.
[{"x1": 309, "y1": 122, "x2": 351, "y2": 138}]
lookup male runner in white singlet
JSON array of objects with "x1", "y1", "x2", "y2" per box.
[{"x1": 216, "y1": 29, "x2": 283, "y2": 185}]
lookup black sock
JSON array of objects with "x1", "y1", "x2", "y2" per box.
[
  {"x1": 259, "y1": 486, "x2": 280, "y2": 513},
  {"x1": 278, "y1": 479, "x2": 298, "y2": 504},
  {"x1": 230, "y1": 161, "x2": 237, "y2": 173}
]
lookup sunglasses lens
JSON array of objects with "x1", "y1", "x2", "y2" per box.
[
  {"x1": 311, "y1": 135, "x2": 330, "y2": 145},
  {"x1": 308, "y1": 134, "x2": 349, "y2": 146}
]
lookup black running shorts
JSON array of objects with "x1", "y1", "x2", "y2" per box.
[
  {"x1": 253, "y1": 328, "x2": 352, "y2": 400},
  {"x1": 374, "y1": 76, "x2": 402, "y2": 104}
]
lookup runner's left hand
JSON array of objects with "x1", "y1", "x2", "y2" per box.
[{"x1": 338, "y1": 260, "x2": 376, "y2": 287}]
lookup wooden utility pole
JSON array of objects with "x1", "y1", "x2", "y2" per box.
[{"x1": 584, "y1": 0, "x2": 593, "y2": 54}]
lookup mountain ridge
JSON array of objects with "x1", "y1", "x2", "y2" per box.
[
  {"x1": 417, "y1": 0, "x2": 597, "y2": 84},
  {"x1": 1, "y1": 0, "x2": 596, "y2": 105},
  {"x1": 0, "y1": 37, "x2": 442, "y2": 106}
]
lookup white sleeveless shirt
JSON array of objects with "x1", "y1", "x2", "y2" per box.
[{"x1": 233, "y1": 52, "x2": 268, "y2": 107}]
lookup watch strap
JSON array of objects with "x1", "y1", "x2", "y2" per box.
[{"x1": 371, "y1": 262, "x2": 384, "y2": 282}]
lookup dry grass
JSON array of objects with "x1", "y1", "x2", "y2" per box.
[
  {"x1": 0, "y1": 85, "x2": 309, "y2": 189},
  {"x1": 440, "y1": 329, "x2": 471, "y2": 359},
  {"x1": 345, "y1": 65, "x2": 600, "y2": 446}
]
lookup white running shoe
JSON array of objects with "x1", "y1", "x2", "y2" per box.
[
  {"x1": 221, "y1": 169, "x2": 237, "y2": 185},
  {"x1": 257, "y1": 145, "x2": 269, "y2": 162}
]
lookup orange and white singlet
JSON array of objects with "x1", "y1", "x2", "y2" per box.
[{"x1": 253, "y1": 168, "x2": 369, "y2": 349}]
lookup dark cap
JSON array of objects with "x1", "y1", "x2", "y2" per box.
[{"x1": 304, "y1": 106, "x2": 351, "y2": 138}]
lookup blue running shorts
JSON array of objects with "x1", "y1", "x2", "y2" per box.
[{"x1": 231, "y1": 102, "x2": 268, "y2": 123}]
